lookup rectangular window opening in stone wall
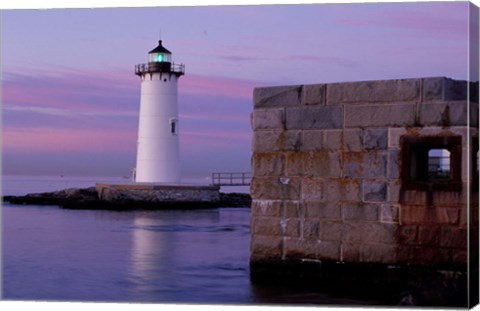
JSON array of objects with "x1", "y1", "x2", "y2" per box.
[{"x1": 400, "y1": 135, "x2": 462, "y2": 192}]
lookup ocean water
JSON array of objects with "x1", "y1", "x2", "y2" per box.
[{"x1": 1, "y1": 176, "x2": 387, "y2": 305}]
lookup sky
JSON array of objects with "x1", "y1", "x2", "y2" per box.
[{"x1": 1, "y1": 1, "x2": 478, "y2": 181}]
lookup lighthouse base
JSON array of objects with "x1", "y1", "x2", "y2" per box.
[{"x1": 95, "y1": 183, "x2": 221, "y2": 207}]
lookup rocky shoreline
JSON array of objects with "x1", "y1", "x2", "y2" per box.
[{"x1": 3, "y1": 187, "x2": 252, "y2": 210}]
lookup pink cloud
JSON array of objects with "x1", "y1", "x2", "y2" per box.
[
  {"x1": 3, "y1": 127, "x2": 137, "y2": 154},
  {"x1": 180, "y1": 74, "x2": 258, "y2": 99},
  {"x1": 180, "y1": 129, "x2": 252, "y2": 152},
  {"x1": 182, "y1": 130, "x2": 251, "y2": 141},
  {"x1": 2, "y1": 66, "x2": 138, "y2": 115},
  {"x1": 180, "y1": 112, "x2": 249, "y2": 123}
]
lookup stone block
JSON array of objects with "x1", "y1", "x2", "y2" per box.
[
  {"x1": 431, "y1": 189, "x2": 467, "y2": 207},
  {"x1": 317, "y1": 241, "x2": 341, "y2": 261},
  {"x1": 324, "y1": 130, "x2": 342, "y2": 151},
  {"x1": 251, "y1": 200, "x2": 282, "y2": 217},
  {"x1": 284, "y1": 218, "x2": 301, "y2": 237},
  {"x1": 319, "y1": 220, "x2": 343, "y2": 241},
  {"x1": 435, "y1": 208, "x2": 460, "y2": 225},
  {"x1": 285, "y1": 152, "x2": 305, "y2": 176},
  {"x1": 341, "y1": 222, "x2": 364, "y2": 244},
  {"x1": 423, "y1": 77, "x2": 468, "y2": 101},
  {"x1": 388, "y1": 128, "x2": 407, "y2": 148},
  {"x1": 395, "y1": 246, "x2": 416, "y2": 263},
  {"x1": 459, "y1": 208, "x2": 467, "y2": 228},
  {"x1": 343, "y1": 203, "x2": 379, "y2": 221},
  {"x1": 286, "y1": 151, "x2": 339, "y2": 178},
  {"x1": 419, "y1": 102, "x2": 468, "y2": 126},
  {"x1": 286, "y1": 106, "x2": 343, "y2": 130},
  {"x1": 325, "y1": 129, "x2": 363, "y2": 152},
  {"x1": 452, "y1": 249, "x2": 468, "y2": 265},
  {"x1": 345, "y1": 104, "x2": 416, "y2": 128},
  {"x1": 401, "y1": 190, "x2": 428, "y2": 206},
  {"x1": 304, "y1": 201, "x2": 342, "y2": 219},
  {"x1": 303, "y1": 83, "x2": 326, "y2": 105},
  {"x1": 301, "y1": 177, "x2": 324, "y2": 201},
  {"x1": 400, "y1": 205, "x2": 429, "y2": 225},
  {"x1": 279, "y1": 131, "x2": 303, "y2": 151},
  {"x1": 283, "y1": 200, "x2": 303, "y2": 218},
  {"x1": 252, "y1": 152, "x2": 284, "y2": 176},
  {"x1": 364, "y1": 128, "x2": 388, "y2": 150},
  {"x1": 251, "y1": 177, "x2": 280, "y2": 200},
  {"x1": 388, "y1": 149, "x2": 400, "y2": 179},
  {"x1": 397, "y1": 225, "x2": 418, "y2": 245},
  {"x1": 400, "y1": 203, "x2": 461, "y2": 226},
  {"x1": 344, "y1": 152, "x2": 387, "y2": 178},
  {"x1": 284, "y1": 237, "x2": 317, "y2": 259},
  {"x1": 439, "y1": 227, "x2": 467, "y2": 248},
  {"x1": 324, "y1": 179, "x2": 362, "y2": 202},
  {"x1": 252, "y1": 130, "x2": 302, "y2": 152},
  {"x1": 342, "y1": 129, "x2": 363, "y2": 152},
  {"x1": 380, "y1": 204, "x2": 399, "y2": 223},
  {"x1": 341, "y1": 243, "x2": 360, "y2": 262},
  {"x1": 412, "y1": 247, "x2": 452, "y2": 266},
  {"x1": 343, "y1": 222, "x2": 397, "y2": 244},
  {"x1": 302, "y1": 130, "x2": 323, "y2": 151},
  {"x1": 251, "y1": 235, "x2": 283, "y2": 258},
  {"x1": 327, "y1": 78, "x2": 421, "y2": 104},
  {"x1": 415, "y1": 125, "x2": 468, "y2": 139},
  {"x1": 251, "y1": 217, "x2": 282, "y2": 236},
  {"x1": 252, "y1": 130, "x2": 280, "y2": 152},
  {"x1": 303, "y1": 220, "x2": 320, "y2": 240},
  {"x1": 423, "y1": 77, "x2": 446, "y2": 101},
  {"x1": 252, "y1": 108, "x2": 285, "y2": 130},
  {"x1": 363, "y1": 180, "x2": 387, "y2": 202},
  {"x1": 387, "y1": 181, "x2": 401, "y2": 203},
  {"x1": 254, "y1": 85, "x2": 302, "y2": 108},
  {"x1": 343, "y1": 154, "x2": 361, "y2": 178},
  {"x1": 251, "y1": 176, "x2": 301, "y2": 201},
  {"x1": 417, "y1": 226, "x2": 440, "y2": 246},
  {"x1": 358, "y1": 243, "x2": 399, "y2": 264},
  {"x1": 305, "y1": 151, "x2": 342, "y2": 178}
]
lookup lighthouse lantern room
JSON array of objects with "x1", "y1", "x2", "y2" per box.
[{"x1": 134, "y1": 40, "x2": 185, "y2": 183}]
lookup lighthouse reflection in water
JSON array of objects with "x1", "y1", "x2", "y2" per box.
[{"x1": 129, "y1": 210, "x2": 251, "y2": 302}]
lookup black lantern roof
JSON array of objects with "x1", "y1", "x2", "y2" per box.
[{"x1": 148, "y1": 40, "x2": 172, "y2": 54}]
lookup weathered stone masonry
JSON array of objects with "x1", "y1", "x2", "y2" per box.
[{"x1": 250, "y1": 77, "x2": 479, "y2": 286}]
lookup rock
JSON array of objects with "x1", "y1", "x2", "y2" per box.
[
  {"x1": 3, "y1": 187, "x2": 98, "y2": 206},
  {"x1": 3, "y1": 188, "x2": 252, "y2": 210},
  {"x1": 219, "y1": 192, "x2": 252, "y2": 207}
]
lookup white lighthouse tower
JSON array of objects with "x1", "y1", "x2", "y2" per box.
[{"x1": 134, "y1": 40, "x2": 185, "y2": 183}]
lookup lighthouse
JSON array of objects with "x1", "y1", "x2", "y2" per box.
[{"x1": 134, "y1": 40, "x2": 185, "y2": 183}]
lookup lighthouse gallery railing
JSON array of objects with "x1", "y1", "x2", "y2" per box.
[{"x1": 135, "y1": 63, "x2": 185, "y2": 75}]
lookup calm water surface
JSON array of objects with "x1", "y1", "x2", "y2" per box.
[{"x1": 2, "y1": 176, "x2": 387, "y2": 305}]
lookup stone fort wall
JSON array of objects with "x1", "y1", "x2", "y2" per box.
[{"x1": 250, "y1": 77, "x2": 478, "y2": 277}]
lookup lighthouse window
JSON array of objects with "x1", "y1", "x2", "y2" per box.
[
  {"x1": 170, "y1": 119, "x2": 178, "y2": 135},
  {"x1": 157, "y1": 54, "x2": 164, "y2": 62}
]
